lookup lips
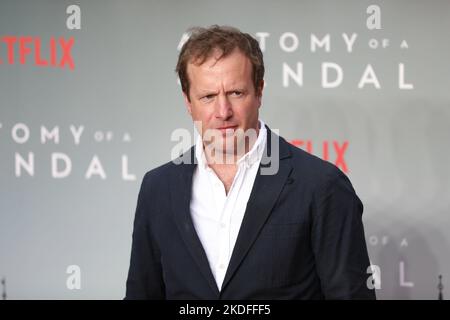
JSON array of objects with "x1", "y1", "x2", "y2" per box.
[
  {"x1": 216, "y1": 125, "x2": 238, "y2": 135},
  {"x1": 217, "y1": 125, "x2": 237, "y2": 130}
]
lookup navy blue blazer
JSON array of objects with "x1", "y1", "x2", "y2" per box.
[{"x1": 125, "y1": 126, "x2": 376, "y2": 299}]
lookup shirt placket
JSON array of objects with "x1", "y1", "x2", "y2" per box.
[
  {"x1": 205, "y1": 168, "x2": 228, "y2": 284},
  {"x1": 216, "y1": 164, "x2": 247, "y2": 286}
]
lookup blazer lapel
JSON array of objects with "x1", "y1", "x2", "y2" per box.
[
  {"x1": 220, "y1": 128, "x2": 293, "y2": 292},
  {"x1": 169, "y1": 147, "x2": 220, "y2": 297}
]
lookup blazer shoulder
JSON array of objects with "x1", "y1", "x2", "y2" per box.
[
  {"x1": 285, "y1": 140, "x2": 361, "y2": 212},
  {"x1": 140, "y1": 145, "x2": 195, "y2": 188},
  {"x1": 285, "y1": 139, "x2": 348, "y2": 189},
  {"x1": 144, "y1": 160, "x2": 182, "y2": 183}
]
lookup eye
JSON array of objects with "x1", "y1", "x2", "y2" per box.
[
  {"x1": 230, "y1": 91, "x2": 243, "y2": 97},
  {"x1": 201, "y1": 94, "x2": 215, "y2": 102}
]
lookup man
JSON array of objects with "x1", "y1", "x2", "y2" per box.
[{"x1": 125, "y1": 25, "x2": 375, "y2": 299}]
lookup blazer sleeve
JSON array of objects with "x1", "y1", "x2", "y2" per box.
[
  {"x1": 125, "y1": 173, "x2": 166, "y2": 299},
  {"x1": 311, "y1": 169, "x2": 376, "y2": 300}
]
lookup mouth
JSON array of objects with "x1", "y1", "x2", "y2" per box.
[{"x1": 216, "y1": 125, "x2": 238, "y2": 135}]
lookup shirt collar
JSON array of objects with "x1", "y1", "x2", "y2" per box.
[{"x1": 195, "y1": 119, "x2": 267, "y2": 170}]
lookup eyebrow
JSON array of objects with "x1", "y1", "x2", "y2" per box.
[
  {"x1": 196, "y1": 86, "x2": 247, "y2": 95},
  {"x1": 197, "y1": 89, "x2": 217, "y2": 95}
]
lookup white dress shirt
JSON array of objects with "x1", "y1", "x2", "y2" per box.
[{"x1": 190, "y1": 119, "x2": 267, "y2": 291}]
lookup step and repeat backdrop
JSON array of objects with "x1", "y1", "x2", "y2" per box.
[{"x1": 0, "y1": 0, "x2": 449, "y2": 299}]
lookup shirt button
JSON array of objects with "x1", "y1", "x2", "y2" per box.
[
  {"x1": 220, "y1": 223, "x2": 226, "y2": 229},
  {"x1": 219, "y1": 264, "x2": 225, "y2": 269}
]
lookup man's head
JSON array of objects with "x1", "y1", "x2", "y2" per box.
[{"x1": 175, "y1": 25, "x2": 265, "y2": 160}]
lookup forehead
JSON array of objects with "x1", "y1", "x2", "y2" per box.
[{"x1": 187, "y1": 49, "x2": 253, "y2": 89}]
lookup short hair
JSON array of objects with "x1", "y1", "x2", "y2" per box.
[{"x1": 175, "y1": 25, "x2": 265, "y2": 101}]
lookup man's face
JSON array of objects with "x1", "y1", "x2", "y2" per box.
[{"x1": 183, "y1": 48, "x2": 263, "y2": 159}]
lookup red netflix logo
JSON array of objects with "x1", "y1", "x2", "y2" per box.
[
  {"x1": 0, "y1": 36, "x2": 75, "y2": 70},
  {"x1": 290, "y1": 140, "x2": 349, "y2": 173}
]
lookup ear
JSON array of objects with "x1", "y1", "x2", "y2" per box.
[
  {"x1": 256, "y1": 79, "x2": 264, "y2": 107},
  {"x1": 182, "y1": 91, "x2": 193, "y2": 115}
]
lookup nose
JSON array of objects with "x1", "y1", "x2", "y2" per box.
[{"x1": 215, "y1": 93, "x2": 233, "y2": 120}]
